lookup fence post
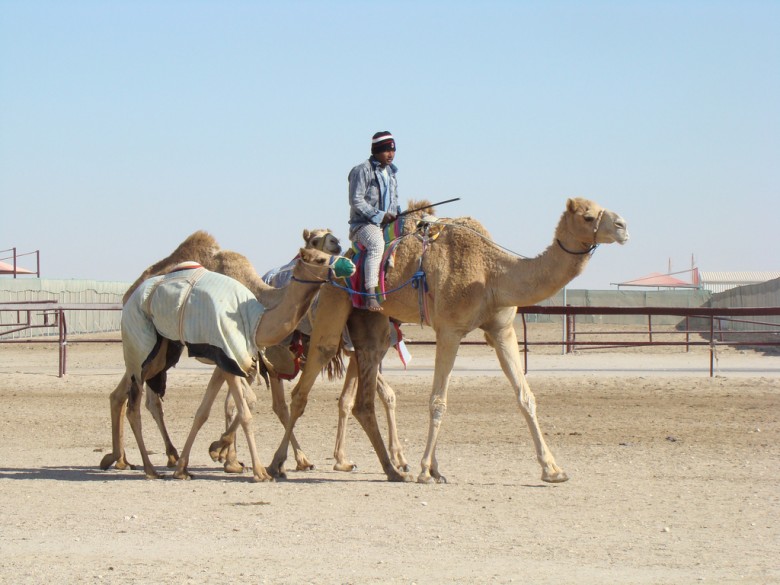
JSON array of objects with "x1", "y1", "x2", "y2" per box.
[
  {"x1": 709, "y1": 315, "x2": 715, "y2": 377},
  {"x1": 58, "y1": 308, "x2": 67, "y2": 378},
  {"x1": 648, "y1": 314, "x2": 653, "y2": 343}
]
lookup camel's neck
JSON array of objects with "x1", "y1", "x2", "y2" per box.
[
  {"x1": 490, "y1": 224, "x2": 593, "y2": 308},
  {"x1": 254, "y1": 279, "x2": 323, "y2": 347}
]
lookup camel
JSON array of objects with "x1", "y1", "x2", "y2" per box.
[
  {"x1": 215, "y1": 320, "x2": 410, "y2": 474},
  {"x1": 214, "y1": 254, "x2": 410, "y2": 474},
  {"x1": 266, "y1": 197, "x2": 629, "y2": 484},
  {"x1": 100, "y1": 228, "x2": 408, "y2": 477},
  {"x1": 99, "y1": 229, "x2": 348, "y2": 475},
  {"x1": 119, "y1": 246, "x2": 354, "y2": 482}
]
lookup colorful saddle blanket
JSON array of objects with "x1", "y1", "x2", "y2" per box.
[{"x1": 348, "y1": 218, "x2": 404, "y2": 309}]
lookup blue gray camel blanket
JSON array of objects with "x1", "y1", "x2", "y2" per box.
[{"x1": 122, "y1": 262, "x2": 265, "y2": 380}]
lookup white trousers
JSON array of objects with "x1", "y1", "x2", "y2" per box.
[{"x1": 353, "y1": 223, "x2": 385, "y2": 290}]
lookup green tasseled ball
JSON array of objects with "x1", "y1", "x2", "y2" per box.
[{"x1": 333, "y1": 257, "x2": 356, "y2": 278}]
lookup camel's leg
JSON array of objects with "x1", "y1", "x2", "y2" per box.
[
  {"x1": 174, "y1": 368, "x2": 226, "y2": 480},
  {"x1": 211, "y1": 374, "x2": 315, "y2": 473},
  {"x1": 334, "y1": 354, "x2": 408, "y2": 473},
  {"x1": 269, "y1": 376, "x2": 314, "y2": 471},
  {"x1": 485, "y1": 321, "x2": 568, "y2": 483},
  {"x1": 124, "y1": 377, "x2": 161, "y2": 479},
  {"x1": 333, "y1": 356, "x2": 359, "y2": 471},
  {"x1": 203, "y1": 370, "x2": 247, "y2": 474},
  {"x1": 99, "y1": 372, "x2": 134, "y2": 470},
  {"x1": 269, "y1": 286, "x2": 351, "y2": 478},
  {"x1": 144, "y1": 390, "x2": 179, "y2": 468},
  {"x1": 210, "y1": 400, "x2": 245, "y2": 469},
  {"x1": 348, "y1": 310, "x2": 410, "y2": 482},
  {"x1": 224, "y1": 373, "x2": 272, "y2": 482},
  {"x1": 376, "y1": 372, "x2": 409, "y2": 472},
  {"x1": 418, "y1": 329, "x2": 462, "y2": 484}
]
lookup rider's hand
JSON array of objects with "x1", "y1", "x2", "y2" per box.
[{"x1": 381, "y1": 211, "x2": 397, "y2": 225}]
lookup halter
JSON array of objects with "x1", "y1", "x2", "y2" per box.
[
  {"x1": 556, "y1": 209, "x2": 604, "y2": 256},
  {"x1": 310, "y1": 231, "x2": 342, "y2": 255},
  {"x1": 290, "y1": 255, "x2": 353, "y2": 284}
]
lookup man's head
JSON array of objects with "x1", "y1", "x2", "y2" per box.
[{"x1": 371, "y1": 131, "x2": 396, "y2": 166}]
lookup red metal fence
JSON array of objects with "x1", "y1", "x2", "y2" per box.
[
  {"x1": 515, "y1": 305, "x2": 780, "y2": 376},
  {"x1": 1, "y1": 303, "x2": 779, "y2": 378},
  {"x1": 0, "y1": 302, "x2": 121, "y2": 377}
]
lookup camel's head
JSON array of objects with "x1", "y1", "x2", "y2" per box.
[
  {"x1": 295, "y1": 247, "x2": 355, "y2": 280},
  {"x1": 561, "y1": 198, "x2": 629, "y2": 249},
  {"x1": 302, "y1": 228, "x2": 342, "y2": 255}
]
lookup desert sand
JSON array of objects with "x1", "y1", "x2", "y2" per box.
[{"x1": 0, "y1": 329, "x2": 778, "y2": 584}]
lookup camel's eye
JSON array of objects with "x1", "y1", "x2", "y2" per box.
[
  {"x1": 311, "y1": 237, "x2": 322, "y2": 247},
  {"x1": 584, "y1": 215, "x2": 595, "y2": 223}
]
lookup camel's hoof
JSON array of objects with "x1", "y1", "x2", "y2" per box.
[
  {"x1": 397, "y1": 463, "x2": 411, "y2": 473},
  {"x1": 166, "y1": 455, "x2": 179, "y2": 468},
  {"x1": 208, "y1": 441, "x2": 228, "y2": 462},
  {"x1": 333, "y1": 462, "x2": 357, "y2": 472},
  {"x1": 144, "y1": 471, "x2": 164, "y2": 480},
  {"x1": 99, "y1": 454, "x2": 117, "y2": 470},
  {"x1": 388, "y1": 471, "x2": 413, "y2": 483},
  {"x1": 417, "y1": 473, "x2": 435, "y2": 484},
  {"x1": 223, "y1": 461, "x2": 245, "y2": 474},
  {"x1": 267, "y1": 465, "x2": 287, "y2": 480},
  {"x1": 417, "y1": 471, "x2": 447, "y2": 484},
  {"x1": 172, "y1": 470, "x2": 192, "y2": 480},
  {"x1": 252, "y1": 474, "x2": 275, "y2": 483},
  {"x1": 296, "y1": 461, "x2": 315, "y2": 471},
  {"x1": 542, "y1": 470, "x2": 569, "y2": 483}
]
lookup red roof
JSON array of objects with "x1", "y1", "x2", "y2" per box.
[
  {"x1": 0, "y1": 260, "x2": 36, "y2": 275},
  {"x1": 616, "y1": 271, "x2": 697, "y2": 288}
]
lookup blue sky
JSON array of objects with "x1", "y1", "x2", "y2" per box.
[{"x1": 1, "y1": 1, "x2": 778, "y2": 289}]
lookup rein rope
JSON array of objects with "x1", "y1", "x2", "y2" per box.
[
  {"x1": 331, "y1": 208, "x2": 606, "y2": 323},
  {"x1": 327, "y1": 225, "x2": 431, "y2": 324}
]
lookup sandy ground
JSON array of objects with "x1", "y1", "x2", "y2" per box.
[{"x1": 0, "y1": 330, "x2": 778, "y2": 585}]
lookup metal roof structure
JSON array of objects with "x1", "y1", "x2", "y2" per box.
[{"x1": 698, "y1": 272, "x2": 780, "y2": 294}]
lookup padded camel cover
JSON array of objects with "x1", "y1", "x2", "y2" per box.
[{"x1": 122, "y1": 266, "x2": 265, "y2": 379}]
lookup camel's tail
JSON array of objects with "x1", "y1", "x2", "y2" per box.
[{"x1": 323, "y1": 345, "x2": 347, "y2": 381}]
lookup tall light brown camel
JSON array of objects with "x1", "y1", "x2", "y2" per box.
[
  {"x1": 267, "y1": 197, "x2": 629, "y2": 484},
  {"x1": 99, "y1": 229, "x2": 349, "y2": 475},
  {"x1": 118, "y1": 246, "x2": 354, "y2": 482}
]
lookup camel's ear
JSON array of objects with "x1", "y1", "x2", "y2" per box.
[
  {"x1": 302, "y1": 229, "x2": 311, "y2": 243},
  {"x1": 566, "y1": 198, "x2": 579, "y2": 213}
]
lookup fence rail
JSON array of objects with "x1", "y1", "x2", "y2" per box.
[
  {"x1": 1, "y1": 303, "x2": 779, "y2": 377},
  {"x1": 515, "y1": 305, "x2": 780, "y2": 376},
  {"x1": 0, "y1": 302, "x2": 122, "y2": 376}
]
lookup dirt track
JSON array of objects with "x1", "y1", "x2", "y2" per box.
[{"x1": 0, "y1": 338, "x2": 778, "y2": 584}]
